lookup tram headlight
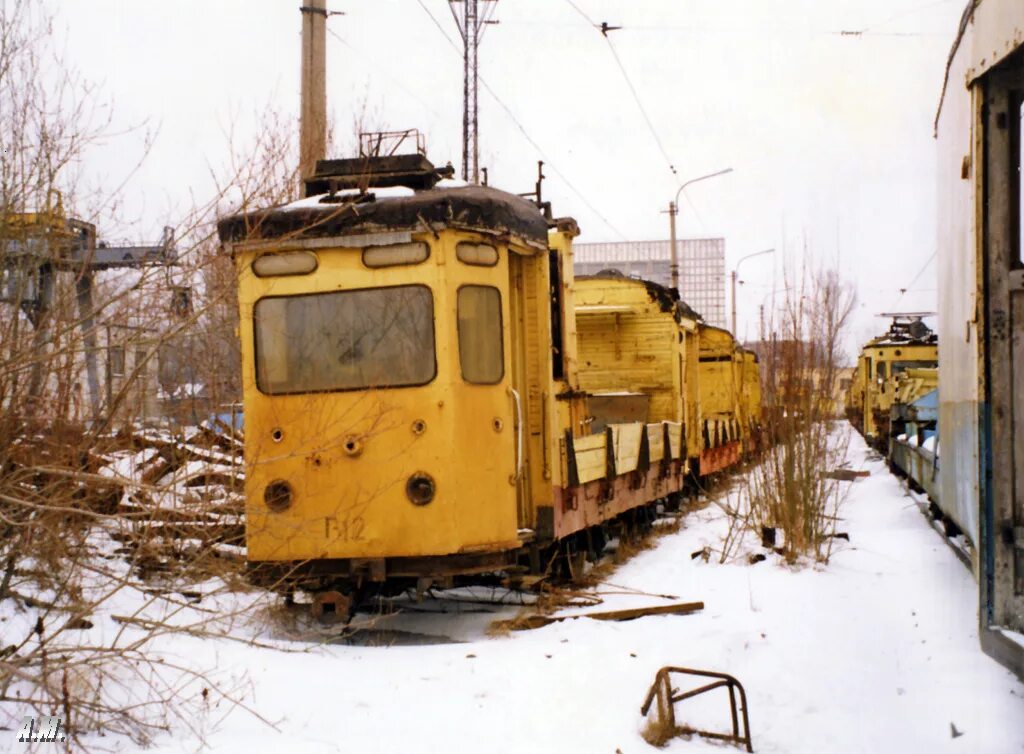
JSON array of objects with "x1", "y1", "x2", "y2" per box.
[
  {"x1": 264, "y1": 480, "x2": 294, "y2": 512},
  {"x1": 406, "y1": 472, "x2": 436, "y2": 506}
]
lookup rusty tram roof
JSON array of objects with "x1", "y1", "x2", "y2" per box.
[
  {"x1": 216, "y1": 183, "x2": 551, "y2": 249},
  {"x1": 576, "y1": 269, "x2": 704, "y2": 324}
]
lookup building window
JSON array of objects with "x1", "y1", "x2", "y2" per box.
[
  {"x1": 171, "y1": 286, "x2": 192, "y2": 317},
  {"x1": 109, "y1": 345, "x2": 125, "y2": 377},
  {"x1": 457, "y1": 285, "x2": 503, "y2": 384}
]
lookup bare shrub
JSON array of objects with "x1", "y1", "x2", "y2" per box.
[
  {"x1": 742, "y1": 266, "x2": 856, "y2": 563},
  {"x1": 0, "y1": 2, "x2": 309, "y2": 746}
]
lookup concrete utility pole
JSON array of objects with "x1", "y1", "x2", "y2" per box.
[
  {"x1": 667, "y1": 201, "x2": 679, "y2": 290},
  {"x1": 731, "y1": 248, "x2": 775, "y2": 336},
  {"x1": 666, "y1": 167, "x2": 733, "y2": 294},
  {"x1": 450, "y1": 0, "x2": 497, "y2": 183},
  {"x1": 300, "y1": 1, "x2": 328, "y2": 195}
]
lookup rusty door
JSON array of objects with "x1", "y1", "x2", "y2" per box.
[{"x1": 982, "y1": 51, "x2": 1024, "y2": 630}]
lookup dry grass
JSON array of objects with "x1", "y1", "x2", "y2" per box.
[
  {"x1": 0, "y1": 1, "x2": 304, "y2": 744},
  {"x1": 488, "y1": 509, "x2": 685, "y2": 635},
  {"x1": 641, "y1": 716, "x2": 686, "y2": 747}
]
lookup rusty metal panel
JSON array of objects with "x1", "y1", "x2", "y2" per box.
[
  {"x1": 965, "y1": 0, "x2": 1024, "y2": 83},
  {"x1": 935, "y1": 29, "x2": 982, "y2": 549},
  {"x1": 553, "y1": 459, "x2": 687, "y2": 539},
  {"x1": 587, "y1": 393, "x2": 650, "y2": 432},
  {"x1": 981, "y1": 54, "x2": 1024, "y2": 631}
]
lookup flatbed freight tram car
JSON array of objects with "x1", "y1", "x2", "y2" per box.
[
  {"x1": 216, "y1": 155, "x2": 692, "y2": 614},
  {"x1": 697, "y1": 324, "x2": 752, "y2": 474},
  {"x1": 573, "y1": 274, "x2": 701, "y2": 463},
  {"x1": 572, "y1": 274, "x2": 761, "y2": 482}
]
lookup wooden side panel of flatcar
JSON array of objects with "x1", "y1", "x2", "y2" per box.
[{"x1": 574, "y1": 279, "x2": 682, "y2": 424}]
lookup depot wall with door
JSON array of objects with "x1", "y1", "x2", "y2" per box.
[{"x1": 935, "y1": 0, "x2": 1024, "y2": 678}]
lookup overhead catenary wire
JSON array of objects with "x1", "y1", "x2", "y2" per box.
[
  {"x1": 603, "y1": 39, "x2": 678, "y2": 179},
  {"x1": 325, "y1": 27, "x2": 446, "y2": 121},
  {"x1": 414, "y1": 0, "x2": 629, "y2": 239},
  {"x1": 559, "y1": 0, "x2": 720, "y2": 233},
  {"x1": 848, "y1": 0, "x2": 958, "y2": 35},
  {"x1": 560, "y1": 0, "x2": 678, "y2": 180},
  {"x1": 892, "y1": 250, "x2": 937, "y2": 307}
]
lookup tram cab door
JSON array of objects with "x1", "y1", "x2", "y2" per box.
[
  {"x1": 506, "y1": 251, "x2": 541, "y2": 531},
  {"x1": 982, "y1": 51, "x2": 1024, "y2": 627}
]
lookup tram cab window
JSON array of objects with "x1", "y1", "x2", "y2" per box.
[
  {"x1": 253, "y1": 285, "x2": 436, "y2": 394},
  {"x1": 892, "y1": 360, "x2": 933, "y2": 376},
  {"x1": 362, "y1": 242, "x2": 429, "y2": 268},
  {"x1": 456, "y1": 242, "x2": 498, "y2": 266},
  {"x1": 457, "y1": 285, "x2": 504, "y2": 384},
  {"x1": 875, "y1": 360, "x2": 887, "y2": 383}
]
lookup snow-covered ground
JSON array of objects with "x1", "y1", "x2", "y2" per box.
[{"x1": 12, "y1": 427, "x2": 1023, "y2": 753}]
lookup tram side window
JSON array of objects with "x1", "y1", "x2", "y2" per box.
[
  {"x1": 253, "y1": 285, "x2": 436, "y2": 394},
  {"x1": 457, "y1": 285, "x2": 504, "y2": 384}
]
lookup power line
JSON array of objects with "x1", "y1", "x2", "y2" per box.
[
  {"x1": 559, "y1": 0, "x2": 711, "y2": 230},
  {"x1": 562, "y1": 0, "x2": 593, "y2": 26},
  {"x1": 416, "y1": 0, "x2": 461, "y2": 53},
  {"x1": 414, "y1": 0, "x2": 628, "y2": 239},
  {"x1": 560, "y1": 0, "x2": 681, "y2": 184},
  {"x1": 854, "y1": 0, "x2": 957, "y2": 34},
  {"x1": 476, "y1": 75, "x2": 629, "y2": 239},
  {"x1": 325, "y1": 27, "x2": 445, "y2": 120},
  {"x1": 602, "y1": 38, "x2": 677, "y2": 179},
  {"x1": 893, "y1": 250, "x2": 937, "y2": 305},
  {"x1": 498, "y1": 20, "x2": 950, "y2": 37}
]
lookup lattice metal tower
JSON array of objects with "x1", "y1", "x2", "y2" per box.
[{"x1": 449, "y1": 0, "x2": 497, "y2": 183}]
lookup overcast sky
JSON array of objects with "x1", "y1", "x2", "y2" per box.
[{"x1": 55, "y1": 0, "x2": 965, "y2": 353}]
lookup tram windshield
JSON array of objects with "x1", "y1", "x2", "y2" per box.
[{"x1": 254, "y1": 285, "x2": 436, "y2": 394}]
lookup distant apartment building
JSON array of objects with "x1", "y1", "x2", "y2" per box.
[{"x1": 573, "y1": 238, "x2": 727, "y2": 329}]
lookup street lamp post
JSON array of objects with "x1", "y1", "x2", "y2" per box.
[
  {"x1": 759, "y1": 285, "x2": 791, "y2": 342},
  {"x1": 667, "y1": 168, "x2": 733, "y2": 294},
  {"x1": 731, "y1": 248, "x2": 775, "y2": 336}
]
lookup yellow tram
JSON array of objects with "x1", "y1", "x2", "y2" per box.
[
  {"x1": 848, "y1": 314, "x2": 938, "y2": 449},
  {"x1": 217, "y1": 154, "x2": 699, "y2": 611}
]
